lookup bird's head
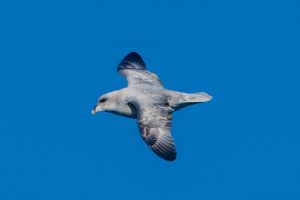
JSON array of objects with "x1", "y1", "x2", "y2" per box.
[{"x1": 91, "y1": 91, "x2": 119, "y2": 115}]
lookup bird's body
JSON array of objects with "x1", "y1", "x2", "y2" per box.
[
  {"x1": 92, "y1": 52, "x2": 212, "y2": 161},
  {"x1": 102, "y1": 87, "x2": 211, "y2": 118}
]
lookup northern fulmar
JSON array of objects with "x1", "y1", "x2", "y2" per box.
[{"x1": 92, "y1": 52, "x2": 212, "y2": 161}]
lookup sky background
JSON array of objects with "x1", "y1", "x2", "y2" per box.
[{"x1": 0, "y1": 0, "x2": 299, "y2": 199}]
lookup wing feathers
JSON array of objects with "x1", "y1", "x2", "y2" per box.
[
  {"x1": 137, "y1": 104, "x2": 176, "y2": 161},
  {"x1": 118, "y1": 52, "x2": 146, "y2": 71},
  {"x1": 117, "y1": 52, "x2": 163, "y2": 87}
]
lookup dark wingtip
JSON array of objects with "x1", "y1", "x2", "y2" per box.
[
  {"x1": 155, "y1": 152, "x2": 176, "y2": 161},
  {"x1": 151, "y1": 145, "x2": 177, "y2": 161},
  {"x1": 164, "y1": 154, "x2": 177, "y2": 161},
  {"x1": 118, "y1": 52, "x2": 146, "y2": 71}
]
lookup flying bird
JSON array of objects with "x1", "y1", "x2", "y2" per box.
[{"x1": 92, "y1": 52, "x2": 212, "y2": 161}]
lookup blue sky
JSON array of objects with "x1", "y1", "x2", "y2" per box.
[{"x1": 0, "y1": 0, "x2": 299, "y2": 199}]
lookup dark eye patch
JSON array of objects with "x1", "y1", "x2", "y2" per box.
[{"x1": 99, "y1": 98, "x2": 107, "y2": 103}]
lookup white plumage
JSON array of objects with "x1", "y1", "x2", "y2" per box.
[{"x1": 92, "y1": 52, "x2": 212, "y2": 161}]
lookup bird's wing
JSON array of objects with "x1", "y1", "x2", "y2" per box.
[
  {"x1": 117, "y1": 52, "x2": 163, "y2": 87},
  {"x1": 133, "y1": 101, "x2": 177, "y2": 161}
]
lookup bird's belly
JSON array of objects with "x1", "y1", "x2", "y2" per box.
[
  {"x1": 108, "y1": 110, "x2": 137, "y2": 119},
  {"x1": 108, "y1": 103, "x2": 137, "y2": 119}
]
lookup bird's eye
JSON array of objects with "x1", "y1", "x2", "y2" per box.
[{"x1": 99, "y1": 98, "x2": 107, "y2": 103}]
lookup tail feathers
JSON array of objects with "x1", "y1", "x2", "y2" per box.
[
  {"x1": 187, "y1": 92, "x2": 212, "y2": 103},
  {"x1": 171, "y1": 91, "x2": 212, "y2": 111}
]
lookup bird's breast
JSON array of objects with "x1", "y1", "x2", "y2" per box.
[{"x1": 108, "y1": 102, "x2": 137, "y2": 119}]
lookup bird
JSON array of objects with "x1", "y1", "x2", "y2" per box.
[{"x1": 91, "y1": 52, "x2": 212, "y2": 161}]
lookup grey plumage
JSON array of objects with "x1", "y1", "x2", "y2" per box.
[{"x1": 92, "y1": 52, "x2": 212, "y2": 161}]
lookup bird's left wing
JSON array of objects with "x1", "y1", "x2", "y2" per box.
[
  {"x1": 117, "y1": 52, "x2": 163, "y2": 87},
  {"x1": 134, "y1": 102, "x2": 177, "y2": 161}
]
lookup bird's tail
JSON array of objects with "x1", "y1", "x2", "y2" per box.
[
  {"x1": 168, "y1": 91, "x2": 212, "y2": 111},
  {"x1": 185, "y1": 92, "x2": 212, "y2": 103}
]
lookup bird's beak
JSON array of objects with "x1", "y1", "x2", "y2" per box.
[{"x1": 91, "y1": 105, "x2": 103, "y2": 115}]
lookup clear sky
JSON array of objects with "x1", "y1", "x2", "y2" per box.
[{"x1": 0, "y1": 0, "x2": 299, "y2": 199}]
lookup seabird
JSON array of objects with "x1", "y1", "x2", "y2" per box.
[{"x1": 92, "y1": 52, "x2": 212, "y2": 161}]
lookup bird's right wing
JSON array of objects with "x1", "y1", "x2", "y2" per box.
[
  {"x1": 134, "y1": 102, "x2": 177, "y2": 161},
  {"x1": 117, "y1": 52, "x2": 163, "y2": 87}
]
